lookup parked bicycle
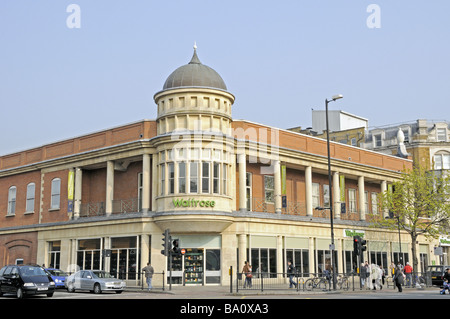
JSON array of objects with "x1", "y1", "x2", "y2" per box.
[
  {"x1": 336, "y1": 274, "x2": 349, "y2": 291},
  {"x1": 304, "y1": 275, "x2": 330, "y2": 291}
]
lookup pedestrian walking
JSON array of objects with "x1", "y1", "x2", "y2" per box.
[
  {"x1": 142, "y1": 262, "x2": 154, "y2": 291},
  {"x1": 393, "y1": 265, "x2": 404, "y2": 292},
  {"x1": 360, "y1": 263, "x2": 367, "y2": 288},
  {"x1": 404, "y1": 262, "x2": 412, "y2": 287},
  {"x1": 287, "y1": 261, "x2": 297, "y2": 289},
  {"x1": 242, "y1": 261, "x2": 252, "y2": 288}
]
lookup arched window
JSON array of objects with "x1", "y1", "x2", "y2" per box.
[
  {"x1": 433, "y1": 152, "x2": 450, "y2": 170},
  {"x1": 7, "y1": 186, "x2": 17, "y2": 215},
  {"x1": 51, "y1": 178, "x2": 61, "y2": 209}
]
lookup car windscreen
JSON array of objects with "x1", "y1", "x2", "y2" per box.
[
  {"x1": 19, "y1": 266, "x2": 48, "y2": 276},
  {"x1": 48, "y1": 269, "x2": 67, "y2": 276},
  {"x1": 92, "y1": 271, "x2": 114, "y2": 279}
]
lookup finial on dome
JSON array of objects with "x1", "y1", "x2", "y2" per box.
[{"x1": 189, "y1": 42, "x2": 201, "y2": 64}]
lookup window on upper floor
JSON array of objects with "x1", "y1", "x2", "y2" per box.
[
  {"x1": 7, "y1": 186, "x2": 16, "y2": 215},
  {"x1": 437, "y1": 128, "x2": 447, "y2": 142},
  {"x1": 374, "y1": 134, "x2": 382, "y2": 147},
  {"x1": 348, "y1": 189, "x2": 357, "y2": 212},
  {"x1": 264, "y1": 175, "x2": 275, "y2": 203},
  {"x1": 26, "y1": 183, "x2": 35, "y2": 213},
  {"x1": 51, "y1": 178, "x2": 61, "y2": 210},
  {"x1": 434, "y1": 153, "x2": 450, "y2": 170},
  {"x1": 312, "y1": 183, "x2": 320, "y2": 209}
]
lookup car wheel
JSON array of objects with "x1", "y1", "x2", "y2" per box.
[
  {"x1": 67, "y1": 282, "x2": 75, "y2": 293},
  {"x1": 47, "y1": 292, "x2": 54, "y2": 297},
  {"x1": 93, "y1": 283, "x2": 102, "y2": 294},
  {"x1": 115, "y1": 290, "x2": 123, "y2": 294},
  {"x1": 16, "y1": 287, "x2": 24, "y2": 299}
]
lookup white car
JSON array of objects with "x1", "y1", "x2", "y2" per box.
[{"x1": 65, "y1": 270, "x2": 126, "y2": 294}]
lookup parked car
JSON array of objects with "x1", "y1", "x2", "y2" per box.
[
  {"x1": 427, "y1": 265, "x2": 450, "y2": 286},
  {"x1": 45, "y1": 268, "x2": 68, "y2": 288},
  {"x1": 65, "y1": 270, "x2": 126, "y2": 294},
  {"x1": 0, "y1": 265, "x2": 55, "y2": 298}
]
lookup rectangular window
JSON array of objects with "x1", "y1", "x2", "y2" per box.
[
  {"x1": 213, "y1": 162, "x2": 220, "y2": 194},
  {"x1": 202, "y1": 162, "x2": 210, "y2": 193},
  {"x1": 26, "y1": 183, "x2": 35, "y2": 212},
  {"x1": 161, "y1": 164, "x2": 165, "y2": 195},
  {"x1": 190, "y1": 162, "x2": 198, "y2": 193},
  {"x1": 364, "y1": 191, "x2": 369, "y2": 213},
  {"x1": 168, "y1": 163, "x2": 174, "y2": 194},
  {"x1": 246, "y1": 172, "x2": 252, "y2": 211},
  {"x1": 312, "y1": 183, "x2": 320, "y2": 209},
  {"x1": 374, "y1": 134, "x2": 382, "y2": 147},
  {"x1": 437, "y1": 128, "x2": 447, "y2": 142},
  {"x1": 7, "y1": 186, "x2": 16, "y2": 215},
  {"x1": 178, "y1": 162, "x2": 186, "y2": 193},
  {"x1": 348, "y1": 189, "x2": 357, "y2": 212},
  {"x1": 323, "y1": 184, "x2": 330, "y2": 208},
  {"x1": 222, "y1": 164, "x2": 227, "y2": 195},
  {"x1": 51, "y1": 178, "x2": 61, "y2": 210},
  {"x1": 371, "y1": 192, "x2": 378, "y2": 214},
  {"x1": 264, "y1": 176, "x2": 274, "y2": 203}
]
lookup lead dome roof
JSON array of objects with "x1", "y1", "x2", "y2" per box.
[{"x1": 162, "y1": 48, "x2": 227, "y2": 91}]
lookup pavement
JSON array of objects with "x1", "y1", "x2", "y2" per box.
[{"x1": 127, "y1": 283, "x2": 437, "y2": 298}]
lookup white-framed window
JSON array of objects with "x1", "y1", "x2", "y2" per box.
[
  {"x1": 213, "y1": 162, "x2": 220, "y2": 194},
  {"x1": 246, "y1": 172, "x2": 252, "y2": 210},
  {"x1": 222, "y1": 163, "x2": 228, "y2": 196},
  {"x1": 168, "y1": 162, "x2": 174, "y2": 194},
  {"x1": 371, "y1": 192, "x2": 379, "y2": 214},
  {"x1": 312, "y1": 183, "x2": 320, "y2": 209},
  {"x1": 323, "y1": 184, "x2": 330, "y2": 208},
  {"x1": 434, "y1": 153, "x2": 450, "y2": 170},
  {"x1": 160, "y1": 164, "x2": 166, "y2": 195},
  {"x1": 348, "y1": 189, "x2": 357, "y2": 212},
  {"x1": 51, "y1": 178, "x2": 61, "y2": 210},
  {"x1": 201, "y1": 162, "x2": 210, "y2": 193},
  {"x1": 364, "y1": 191, "x2": 369, "y2": 213},
  {"x1": 437, "y1": 128, "x2": 447, "y2": 142},
  {"x1": 264, "y1": 175, "x2": 275, "y2": 203},
  {"x1": 138, "y1": 173, "x2": 143, "y2": 211},
  {"x1": 178, "y1": 162, "x2": 186, "y2": 193},
  {"x1": 374, "y1": 134, "x2": 382, "y2": 147},
  {"x1": 189, "y1": 162, "x2": 198, "y2": 193},
  {"x1": 7, "y1": 186, "x2": 16, "y2": 215},
  {"x1": 26, "y1": 183, "x2": 35, "y2": 212}
]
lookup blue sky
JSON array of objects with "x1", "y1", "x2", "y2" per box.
[{"x1": 0, "y1": 1, "x2": 449, "y2": 155}]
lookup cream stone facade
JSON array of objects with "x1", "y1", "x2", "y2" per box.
[{"x1": 0, "y1": 48, "x2": 441, "y2": 287}]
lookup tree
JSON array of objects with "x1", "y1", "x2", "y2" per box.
[{"x1": 370, "y1": 165, "x2": 450, "y2": 280}]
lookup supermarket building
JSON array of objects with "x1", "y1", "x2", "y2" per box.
[{"x1": 0, "y1": 48, "x2": 436, "y2": 286}]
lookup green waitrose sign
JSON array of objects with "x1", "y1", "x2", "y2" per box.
[{"x1": 172, "y1": 198, "x2": 216, "y2": 208}]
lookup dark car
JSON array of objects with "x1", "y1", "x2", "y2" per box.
[
  {"x1": 427, "y1": 265, "x2": 450, "y2": 286},
  {"x1": 0, "y1": 265, "x2": 55, "y2": 298}
]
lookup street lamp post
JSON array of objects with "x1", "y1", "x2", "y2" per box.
[{"x1": 325, "y1": 94, "x2": 343, "y2": 290}]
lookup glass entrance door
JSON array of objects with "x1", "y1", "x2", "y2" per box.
[{"x1": 184, "y1": 249, "x2": 204, "y2": 284}]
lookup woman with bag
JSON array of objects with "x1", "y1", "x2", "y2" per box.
[
  {"x1": 242, "y1": 261, "x2": 252, "y2": 288},
  {"x1": 393, "y1": 264, "x2": 404, "y2": 292}
]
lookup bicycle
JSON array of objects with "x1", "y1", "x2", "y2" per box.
[
  {"x1": 336, "y1": 275, "x2": 349, "y2": 291},
  {"x1": 304, "y1": 275, "x2": 330, "y2": 291}
]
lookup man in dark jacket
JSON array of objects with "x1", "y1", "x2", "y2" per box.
[{"x1": 287, "y1": 261, "x2": 297, "y2": 288}]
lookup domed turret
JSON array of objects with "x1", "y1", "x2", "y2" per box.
[{"x1": 162, "y1": 47, "x2": 227, "y2": 91}]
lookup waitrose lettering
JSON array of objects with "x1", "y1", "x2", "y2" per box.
[{"x1": 172, "y1": 198, "x2": 216, "y2": 208}]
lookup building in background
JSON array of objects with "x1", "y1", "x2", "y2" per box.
[{"x1": 0, "y1": 48, "x2": 439, "y2": 287}]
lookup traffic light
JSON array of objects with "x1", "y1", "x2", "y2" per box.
[
  {"x1": 172, "y1": 238, "x2": 180, "y2": 255},
  {"x1": 360, "y1": 238, "x2": 367, "y2": 256},
  {"x1": 161, "y1": 229, "x2": 171, "y2": 256},
  {"x1": 353, "y1": 236, "x2": 361, "y2": 258}
]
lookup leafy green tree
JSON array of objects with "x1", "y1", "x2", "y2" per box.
[{"x1": 370, "y1": 165, "x2": 450, "y2": 279}]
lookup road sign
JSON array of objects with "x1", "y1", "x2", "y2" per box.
[{"x1": 181, "y1": 248, "x2": 186, "y2": 255}]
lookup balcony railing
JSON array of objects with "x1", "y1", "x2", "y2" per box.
[{"x1": 79, "y1": 198, "x2": 139, "y2": 218}]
